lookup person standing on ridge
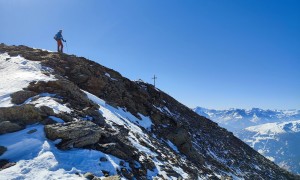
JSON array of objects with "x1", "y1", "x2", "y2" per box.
[{"x1": 54, "y1": 30, "x2": 66, "y2": 53}]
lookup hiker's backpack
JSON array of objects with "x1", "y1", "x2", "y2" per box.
[{"x1": 53, "y1": 34, "x2": 58, "y2": 41}]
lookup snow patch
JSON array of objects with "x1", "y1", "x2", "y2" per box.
[
  {"x1": 0, "y1": 125, "x2": 129, "y2": 179},
  {"x1": 105, "y1": 72, "x2": 117, "y2": 81},
  {"x1": 29, "y1": 96, "x2": 72, "y2": 114},
  {"x1": 0, "y1": 53, "x2": 55, "y2": 107}
]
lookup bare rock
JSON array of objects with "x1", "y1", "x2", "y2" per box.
[
  {"x1": 0, "y1": 121, "x2": 23, "y2": 135},
  {"x1": 0, "y1": 146, "x2": 7, "y2": 156},
  {"x1": 166, "y1": 127, "x2": 192, "y2": 154},
  {"x1": 44, "y1": 121, "x2": 102, "y2": 150},
  {"x1": 39, "y1": 106, "x2": 55, "y2": 116},
  {"x1": 83, "y1": 172, "x2": 95, "y2": 180},
  {"x1": 0, "y1": 159, "x2": 16, "y2": 170},
  {"x1": 103, "y1": 175, "x2": 121, "y2": 180},
  {"x1": 10, "y1": 90, "x2": 38, "y2": 105},
  {"x1": 0, "y1": 105, "x2": 44, "y2": 126},
  {"x1": 27, "y1": 129, "x2": 37, "y2": 134},
  {"x1": 100, "y1": 157, "x2": 108, "y2": 162}
]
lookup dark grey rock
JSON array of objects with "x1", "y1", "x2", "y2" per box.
[
  {"x1": 10, "y1": 90, "x2": 38, "y2": 105},
  {"x1": 44, "y1": 121, "x2": 102, "y2": 149},
  {"x1": 103, "y1": 175, "x2": 121, "y2": 180},
  {"x1": 0, "y1": 146, "x2": 7, "y2": 156},
  {"x1": 27, "y1": 129, "x2": 37, "y2": 134},
  {"x1": 100, "y1": 157, "x2": 108, "y2": 162},
  {"x1": 83, "y1": 172, "x2": 95, "y2": 180},
  {"x1": 0, "y1": 121, "x2": 23, "y2": 135}
]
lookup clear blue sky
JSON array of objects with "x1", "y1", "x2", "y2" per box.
[{"x1": 1, "y1": 0, "x2": 299, "y2": 110}]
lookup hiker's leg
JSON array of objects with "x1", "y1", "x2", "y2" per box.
[
  {"x1": 57, "y1": 40, "x2": 63, "y2": 52},
  {"x1": 57, "y1": 40, "x2": 60, "y2": 52}
]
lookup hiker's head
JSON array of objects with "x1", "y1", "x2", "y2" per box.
[{"x1": 59, "y1": 30, "x2": 62, "y2": 33}]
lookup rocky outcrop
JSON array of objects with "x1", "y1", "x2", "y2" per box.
[
  {"x1": 0, "y1": 121, "x2": 23, "y2": 135},
  {"x1": 44, "y1": 121, "x2": 102, "y2": 150},
  {"x1": 0, "y1": 105, "x2": 43, "y2": 124},
  {"x1": 0, "y1": 146, "x2": 7, "y2": 156},
  {"x1": 0, "y1": 105, "x2": 53, "y2": 134},
  {"x1": 83, "y1": 172, "x2": 95, "y2": 180},
  {"x1": 25, "y1": 79, "x2": 105, "y2": 126},
  {"x1": 0, "y1": 159, "x2": 15, "y2": 170},
  {"x1": 10, "y1": 90, "x2": 38, "y2": 105}
]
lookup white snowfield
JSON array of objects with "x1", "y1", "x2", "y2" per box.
[
  {"x1": 0, "y1": 53, "x2": 55, "y2": 107},
  {"x1": 245, "y1": 120, "x2": 300, "y2": 135},
  {"x1": 241, "y1": 120, "x2": 300, "y2": 174}
]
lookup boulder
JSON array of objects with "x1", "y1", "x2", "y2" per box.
[
  {"x1": 96, "y1": 143, "x2": 132, "y2": 161},
  {"x1": 166, "y1": 127, "x2": 192, "y2": 154},
  {"x1": 0, "y1": 121, "x2": 23, "y2": 135},
  {"x1": 0, "y1": 159, "x2": 15, "y2": 170},
  {"x1": 83, "y1": 172, "x2": 95, "y2": 180},
  {"x1": 0, "y1": 105, "x2": 43, "y2": 126},
  {"x1": 100, "y1": 157, "x2": 108, "y2": 162},
  {"x1": 44, "y1": 121, "x2": 102, "y2": 149},
  {"x1": 0, "y1": 146, "x2": 7, "y2": 156},
  {"x1": 10, "y1": 90, "x2": 38, "y2": 105},
  {"x1": 103, "y1": 175, "x2": 121, "y2": 180}
]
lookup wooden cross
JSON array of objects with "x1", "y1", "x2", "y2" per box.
[{"x1": 152, "y1": 75, "x2": 157, "y2": 87}]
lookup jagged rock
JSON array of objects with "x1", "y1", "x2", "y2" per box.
[
  {"x1": 26, "y1": 79, "x2": 105, "y2": 126},
  {"x1": 83, "y1": 172, "x2": 95, "y2": 180},
  {"x1": 0, "y1": 146, "x2": 7, "y2": 156},
  {"x1": 0, "y1": 104, "x2": 54, "y2": 135},
  {"x1": 10, "y1": 90, "x2": 38, "y2": 105},
  {"x1": 44, "y1": 121, "x2": 102, "y2": 150},
  {"x1": 96, "y1": 143, "x2": 130, "y2": 160},
  {"x1": 166, "y1": 127, "x2": 192, "y2": 153},
  {"x1": 0, "y1": 105, "x2": 43, "y2": 126},
  {"x1": 40, "y1": 117, "x2": 57, "y2": 125},
  {"x1": 0, "y1": 121, "x2": 23, "y2": 135},
  {"x1": 0, "y1": 159, "x2": 16, "y2": 170},
  {"x1": 27, "y1": 79, "x2": 98, "y2": 111},
  {"x1": 101, "y1": 170, "x2": 110, "y2": 177},
  {"x1": 39, "y1": 106, "x2": 55, "y2": 116}
]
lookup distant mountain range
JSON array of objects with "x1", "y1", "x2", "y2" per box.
[
  {"x1": 194, "y1": 107, "x2": 300, "y2": 174},
  {"x1": 194, "y1": 107, "x2": 300, "y2": 131}
]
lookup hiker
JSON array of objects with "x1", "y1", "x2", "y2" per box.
[{"x1": 54, "y1": 30, "x2": 66, "y2": 53}]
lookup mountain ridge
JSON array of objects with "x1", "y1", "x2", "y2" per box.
[
  {"x1": 0, "y1": 43, "x2": 298, "y2": 179},
  {"x1": 194, "y1": 106, "x2": 300, "y2": 130}
]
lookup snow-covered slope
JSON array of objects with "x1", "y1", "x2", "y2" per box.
[
  {"x1": 0, "y1": 44, "x2": 297, "y2": 179},
  {"x1": 194, "y1": 107, "x2": 300, "y2": 175},
  {"x1": 238, "y1": 120, "x2": 300, "y2": 174},
  {"x1": 0, "y1": 53, "x2": 55, "y2": 107}
]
